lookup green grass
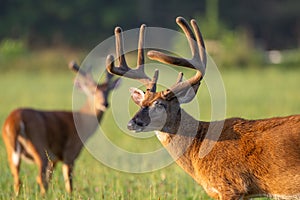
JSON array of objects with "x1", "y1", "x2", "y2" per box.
[{"x1": 0, "y1": 54, "x2": 299, "y2": 199}]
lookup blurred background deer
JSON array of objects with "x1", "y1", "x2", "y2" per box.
[
  {"x1": 106, "y1": 17, "x2": 300, "y2": 200},
  {"x1": 2, "y1": 62, "x2": 119, "y2": 195},
  {"x1": 1, "y1": 0, "x2": 300, "y2": 198}
]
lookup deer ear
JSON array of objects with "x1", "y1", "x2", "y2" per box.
[{"x1": 129, "y1": 87, "x2": 145, "y2": 106}]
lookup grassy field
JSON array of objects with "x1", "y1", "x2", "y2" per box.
[{"x1": 0, "y1": 51, "x2": 299, "y2": 200}]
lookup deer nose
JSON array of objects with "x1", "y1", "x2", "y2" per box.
[
  {"x1": 127, "y1": 120, "x2": 135, "y2": 130},
  {"x1": 128, "y1": 107, "x2": 150, "y2": 131},
  {"x1": 135, "y1": 118, "x2": 146, "y2": 127},
  {"x1": 127, "y1": 118, "x2": 146, "y2": 130}
]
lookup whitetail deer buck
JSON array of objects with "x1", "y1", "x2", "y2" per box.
[
  {"x1": 2, "y1": 62, "x2": 118, "y2": 195},
  {"x1": 106, "y1": 17, "x2": 300, "y2": 199}
]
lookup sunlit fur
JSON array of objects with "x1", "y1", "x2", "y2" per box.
[{"x1": 130, "y1": 88, "x2": 300, "y2": 200}]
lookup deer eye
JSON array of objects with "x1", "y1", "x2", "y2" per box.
[{"x1": 153, "y1": 101, "x2": 166, "y2": 111}]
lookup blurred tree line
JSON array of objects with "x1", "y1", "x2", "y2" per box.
[{"x1": 0, "y1": 0, "x2": 299, "y2": 50}]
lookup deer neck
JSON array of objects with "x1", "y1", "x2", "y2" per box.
[
  {"x1": 156, "y1": 108, "x2": 208, "y2": 178},
  {"x1": 79, "y1": 100, "x2": 105, "y2": 120},
  {"x1": 74, "y1": 100, "x2": 105, "y2": 142}
]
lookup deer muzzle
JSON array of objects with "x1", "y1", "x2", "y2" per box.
[{"x1": 127, "y1": 107, "x2": 150, "y2": 132}]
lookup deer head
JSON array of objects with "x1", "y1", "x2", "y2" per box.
[
  {"x1": 69, "y1": 61, "x2": 119, "y2": 112},
  {"x1": 106, "y1": 17, "x2": 206, "y2": 134}
]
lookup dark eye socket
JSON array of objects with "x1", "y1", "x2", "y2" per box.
[{"x1": 155, "y1": 101, "x2": 166, "y2": 109}]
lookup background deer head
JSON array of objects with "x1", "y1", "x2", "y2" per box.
[{"x1": 70, "y1": 61, "x2": 119, "y2": 113}]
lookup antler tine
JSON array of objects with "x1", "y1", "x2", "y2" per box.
[
  {"x1": 147, "y1": 17, "x2": 205, "y2": 98},
  {"x1": 69, "y1": 61, "x2": 91, "y2": 79},
  {"x1": 167, "y1": 72, "x2": 184, "y2": 92},
  {"x1": 176, "y1": 72, "x2": 184, "y2": 84},
  {"x1": 69, "y1": 61, "x2": 83, "y2": 74},
  {"x1": 149, "y1": 69, "x2": 159, "y2": 92},
  {"x1": 106, "y1": 24, "x2": 152, "y2": 87},
  {"x1": 191, "y1": 19, "x2": 207, "y2": 69},
  {"x1": 147, "y1": 17, "x2": 204, "y2": 70},
  {"x1": 69, "y1": 61, "x2": 97, "y2": 87},
  {"x1": 176, "y1": 17, "x2": 199, "y2": 62},
  {"x1": 115, "y1": 27, "x2": 129, "y2": 71},
  {"x1": 137, "y1": 24, "x2": 146, "y2": 67}
]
